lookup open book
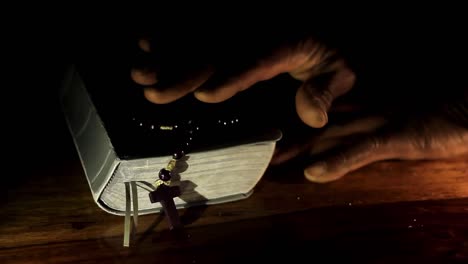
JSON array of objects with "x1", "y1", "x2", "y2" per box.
[{"x1": 60, "y1": 64, "x2": 282, "y2": 216}]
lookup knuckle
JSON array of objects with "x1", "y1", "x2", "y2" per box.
[
  {"x1": 367, "y1": 136, "x2": 384, "y2": 151},
  {"x1": 335, "y1": 151, "x2": 349, "y2": 167},
  {"x1": 417, "y1": 136, "x2": 434, "y2": 151}
]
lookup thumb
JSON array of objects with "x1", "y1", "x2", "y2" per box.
[
  {"x1": 304, "y1": 135, "x2": 394, "y2": 183},
  {"x1": 296, "y1": 59, "x2": 355, "y2": 128}
]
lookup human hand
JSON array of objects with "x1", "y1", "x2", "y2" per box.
[
  {"x1": 131, "y1": 26, "x2": 468, "y2": 184},
  {"x1": 271, "y1": 107, "x2": 468, "y2": 183},
  {"x1": 131, "y1": 32, "x2": 355, "y2": 128}
]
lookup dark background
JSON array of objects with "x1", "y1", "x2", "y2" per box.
[
  {"x1": 2, "y1": 8, "x2": 468, "y2": 263},
  {"x1": 6, "y1": 8, "x2": 468, "y2": 174}
]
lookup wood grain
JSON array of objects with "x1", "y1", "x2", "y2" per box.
[
  {"x1": 1, "y1": 198, "x2": 468, "y2": 263},
  {"x1": 1, "y1": 121, "x2": 468, "y2": 263}
]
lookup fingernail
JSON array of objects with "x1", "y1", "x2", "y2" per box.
[
  {"x1": 304, "y1": 162, "x2": 327, "y2": 182},
  {"x1": 310, "y1": 94, "x2": 330, "y2": 126},
  {"x1": 298, "y1": 107, "x2": 328, "y2": 128},
  {"x1": 296, "y1": 93, "x2": 329, "y2": 128},
  {"x1": 314, "y1": 109, "x2": 328, "y2": 128}
]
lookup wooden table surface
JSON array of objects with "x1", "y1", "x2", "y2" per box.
[{"x1": 2, "y1": 109, "x2": 468, "y2": 263}]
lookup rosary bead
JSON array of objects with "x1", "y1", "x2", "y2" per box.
[
  {"x1": 172, "y1": 150, "x2": 185, "y2": 160},
  {"x1": 159, "y1": 168, "x2": 172, "y2": 181}
]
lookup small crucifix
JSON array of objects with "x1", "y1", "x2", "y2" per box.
[
  {"x1": 149, "y1": 183, "x2": 182, "y2": 229},
  {"x1": 149, "y1": 153, "x2": 184, "y2": 229}
]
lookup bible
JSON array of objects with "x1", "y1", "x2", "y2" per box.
[
  {"x1": 60, "y1": 63, "x2": 283, "y2": 216},
  {"x1": 58, "y1": 27, "x2": 308, "y2": 246},
  {"x1": 60, "y1": 31, "x2": 304, "y2": 221}
]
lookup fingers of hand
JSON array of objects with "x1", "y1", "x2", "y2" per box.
[
  {"x1": 131, "y1": 68, "x2": 158, "y2": 86},
  {"x1": 303, "y1": 115, "x2": 468, "y2": 183},
  {"x1": 308, "y1": 138, "x2": 342, "y2": 155},
  {"x1": 272, "y1": 115, "x2": 387, "y2": 165},
  {"x1": 133, "y1": 35, "x2": 345, "y2": 105},
  {"x1": 194, "y1": 47, "x2": 312, "y2": 103},
  {"x1": 132, "y1": 38, "x2": 159, "y2": 85},
  {"x1": 295, "y1": 84, "x2": 332, "y2": 128},
  {"x1": 143, "y1": 67, "x2": 214, "y2": 104},
  {"x1": 270, "y1": 141, "x2": 312, "y2": 165},
  {"x1": 194, "y1": 39, "x2": 341, "y2": 103},
  {"x1": 304, "y1": 136, "x2": 393, "y2": 183},
  {"x1": 321, "y1": 116, "x2": 387, "y2": 139},
  {"x1": 391, "y1": 118, "x2": 468, "y2": 160},
  {"x1": 296, "y1": 60, "x2": 356, "y2": 128},
  {"x1": 132, "y1": 36, "x2": 215, "y2": 103}
]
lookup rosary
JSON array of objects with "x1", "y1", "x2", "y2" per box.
[
  {"x1": 123, "y1": 115, "x2": 240, "y2": 247},
  {"x1": 147, "y1": 120, "x2": 196, "y2": 230}
]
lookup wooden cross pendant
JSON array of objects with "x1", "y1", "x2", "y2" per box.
[{"x1": 149, "y1": 184, "x2": 182, "y2": 229}]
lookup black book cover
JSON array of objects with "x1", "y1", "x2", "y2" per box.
[{"x1": 71, "y1": 30, "x2": 303, "y2": 160}]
